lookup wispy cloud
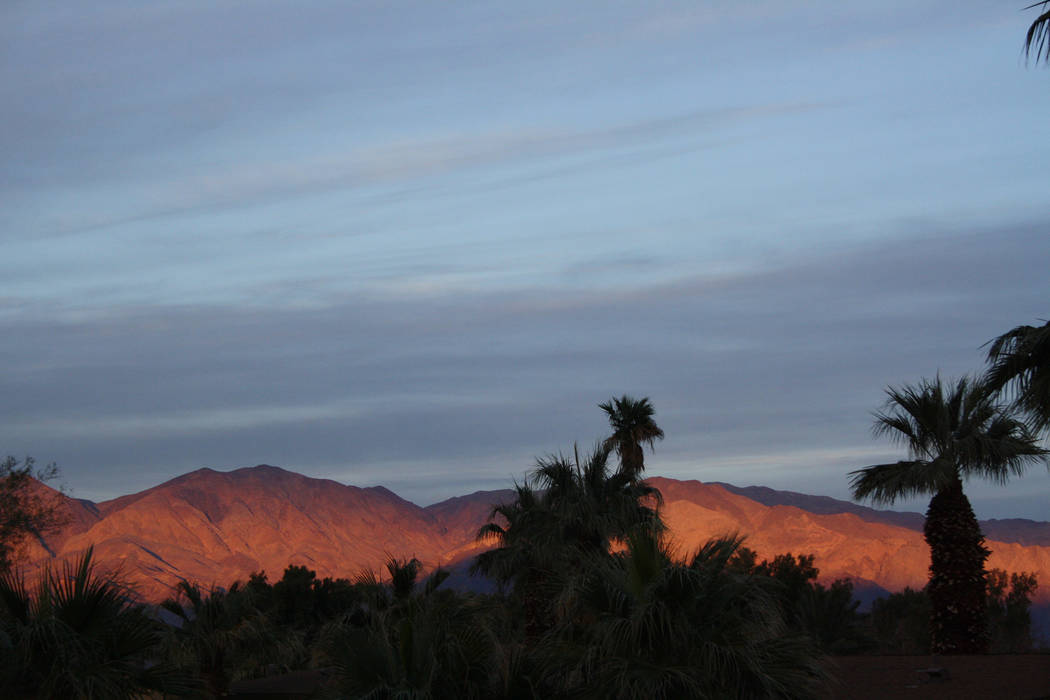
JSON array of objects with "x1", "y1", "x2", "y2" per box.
[
  {"x1": 14, "y1": 101, "x2": 829, "y2": 242},
  {"x1": 3, "y1": 219, "x2": 1046, "y2": 518}
]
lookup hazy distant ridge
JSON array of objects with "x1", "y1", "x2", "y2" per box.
[{"x1": 712, "y1": 482, "x2": 1050, "y2": 547}]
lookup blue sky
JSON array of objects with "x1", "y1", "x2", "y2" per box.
[{"x1": 2, "y1": 1, "x2": 1048, "y2": 519}]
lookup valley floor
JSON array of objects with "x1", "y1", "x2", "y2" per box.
[{"x1": 824, "y1": 654, "x2": 1050, "y2": 699}]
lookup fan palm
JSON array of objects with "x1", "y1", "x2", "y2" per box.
[
  {"x1": 473, "y1": 445, "x2": 662, "y2": 637},
  {"x1": 542, "y1": 531, "x2": 826, "y2": 699},
  {"x1": 599, "y1": 395, "x2": 665, "y2": 478},
  {"x1": 849, "y1": 375, "x2": 1046, "y2": 653},
  {"x1": 319, "y1": 576, "x2": 505, "y2": 699},
  {"x1": 161, "y1": 580, "x2": 305, "y2": 696},
  {"x1": 475, "y1": 446, "x2": 662, "y2": 577},
  {"x1": 985, "y1": 319, "x2": 1050, "y2": 432},
  {"x1": 0, "y1": 546, "x2": 198, "y2": 699}
]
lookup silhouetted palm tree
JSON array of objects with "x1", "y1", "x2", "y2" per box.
[
  {"x1": 849, "y1": 375, "x2": 1046, "y2": 653},
  {"x1": 1025, "y1": 1, "x2": 1050, "y2": 64},
  {"x1": 319, "y1": 573, "x2": 505, "y2": 699},
  {"x1": 475, "y1": 446, "x2": 661, "y2": 572},
  {"x1": 0, "y1": 547, "x2": 198, "y2": 699},
  {"x1": 543, "y1": 531, "x2": 826, "y2": 699},
  {"x1": 599, "y1": 396, "x2": 665, "y2": 478},
  {"x1": 387, "y1": 556, "x2": 424, "y2": 601},
  {"x1": 161, "y1": 580, "x2": 304, "y2": 696},
  {"x1": 473, "y1": 445, "x2": 662, "y2": 637},
  {"x1": 985, "y1": 319, "x2": 1050, "y2": 432}
]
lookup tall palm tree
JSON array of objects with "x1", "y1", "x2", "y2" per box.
[
  {"x1": 985, "y1": 319, "x2": 1050, "y2": 432},
  {"x1": 1025, "y1": 1, "x2": 1050, "y2": 64},
  {"x1": 599, "y1": 395, "x2": 665, "y2": 478},
  {"x1": 849, "y1": 375, "x2": 1046, "y2": 653}
]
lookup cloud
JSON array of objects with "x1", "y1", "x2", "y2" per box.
[
  {"x1": 7, "y1": 100, "x2": 828, "y2": 243},
  {"x1": 2, "y1": 218, "x2": 1047, "y2": 516}
]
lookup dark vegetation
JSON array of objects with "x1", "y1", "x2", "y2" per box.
[
  {"x1": 0, "y1": 310, "x2": 1047, "y2": 700},
  {"x1": 1, "y1": 7, "x2": 1048, "y2": 697},
  {"x1": 0, "y1": 456, "x2": 65, "y2": 575},
  {"x1": 0, "y1": 382, "x2": 1045, "y2": 697}
]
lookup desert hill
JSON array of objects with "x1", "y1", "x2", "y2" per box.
[
  {"x1": 21, "y1": 466, "x2": 1050, "y2": 612},
  {"x1": 712, "y1": 481, "x2": 1050, "y2": 547}
]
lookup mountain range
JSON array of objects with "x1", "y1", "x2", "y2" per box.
[{"x1": 21, "y1": 465, "x2": 1050, "y2": 617}]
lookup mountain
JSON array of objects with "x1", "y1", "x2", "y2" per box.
[
  {"x1": 21, "y1": 466, "x2": 1050, "y2": 612},
  {"x1": 25, "y1": 466, "x2": 469, "y2": 599},
  {"x1": 711, "y1": 482, "x2": 1050, "y2": 547}
]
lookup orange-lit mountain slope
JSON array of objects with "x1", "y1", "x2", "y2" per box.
[
  {"x1": 649, "y1": 477, "x2": 1050, "y2": 603},
  {"x1": 27, "y1": 466, "x2": 459, "y2": 599},
  {"x1": 22, "y1": 466, "x2": 1050, "y2": 607}
]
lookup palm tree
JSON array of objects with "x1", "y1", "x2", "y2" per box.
[
  {"x1": 849, "y1": 375, "x2": 1046, "y2": 653},
  {"x1": 319, "y1": 572, "x2": 506, "y2": 699},
  {"x1": 0, "y1": 547, "x2": 199, "y2": 698},
  {"x1": 985, "y1": 319, "x2": 1050, "y2": 432},
  {"x1": 475, "y1": 445, "x2": 662, "y2": 573},
  {"x1": 473, "y1": 445, "x2": 662, "y2": 637},
  {"x1": 542, "y1": 531, "x2": 827, "y2": 699},
  {"x1": 599, "y1": 395, "x2": 665, "y2": 478},
  {"x1": 1025, "y1": 1, "x2": 1050, "y2": 64},
  {"x1": 161, "y1": 580, "x2": 305, "y2": 696}
]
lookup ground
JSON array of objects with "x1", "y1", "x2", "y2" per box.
[{"x1": 825, "y1": 655, "x2": 1050, "y2": 699}]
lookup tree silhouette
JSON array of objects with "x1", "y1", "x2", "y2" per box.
[
  {"x1": 161, "y1": 580, "x2": 304, "y2": 695},
  {"x1": 849, "y1": 375, "x2": 1046, "y2": 653},
  {"x1": 318, "y1": 569, "x2": 504, "y2": 699},
  {"x1": 985, "y1": 319, "x2": 1050, "y2": 432},
  {"x1": 599, "y1": 396, "x2": 665, "y2": 478},
  {"x1": 473, "y1": 445, "x2": 662, "y2": 638},
  {"x1": 543, "y1": 532, "x2": 827, "y2": 699},
  {"x1": 0, "y1": 456, "x2": 65, "y2": 574},
  {"x1": 986, "y1": 568, "x2": 1039, "y2": 652},
  {"x1": 0, "y1": 547, "x2": 198, "y2": 698}
]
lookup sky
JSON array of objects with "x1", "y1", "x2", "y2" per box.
[{"x1": 2, "y1": 1, "x2": 1048, "y2": 520}]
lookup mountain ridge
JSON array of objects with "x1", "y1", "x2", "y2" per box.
[
  {"x1": 21, "y1": 465, "x2": 1050, "y2": 610},
  {"x1": 711, "y1": 481, "x2": 1050, "y2": 546}
]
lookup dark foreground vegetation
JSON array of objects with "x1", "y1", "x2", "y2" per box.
[{"x1": 1, "y1": 316, "x2": 1047, "y2": 698}]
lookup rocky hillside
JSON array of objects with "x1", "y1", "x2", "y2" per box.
[{"x1": 21, "y1": 466, "x2": 1050, "y2": 610}]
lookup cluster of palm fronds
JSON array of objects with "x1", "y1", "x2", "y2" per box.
[
  {"x1": 452, "y1": 398, "x2": 836, "y2": 699},
  {"x1": 0, "y1": 546, "x2": 199, "y2": 698},
  {"x1": 316, "y1": 534, "x2": 834, "y2": 699}
]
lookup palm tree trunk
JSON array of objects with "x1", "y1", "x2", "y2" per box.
[
  {"x1": 923, "y1": 477, "x2": 990, "y2": 653},
  {"x1": 521, "y1": 569, "x2": 553, "y2": 640}
]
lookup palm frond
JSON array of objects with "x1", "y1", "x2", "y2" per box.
[
  {"x1": 1025, "y1": 2, "x2": 1050, "y2": 64},
  {"x1": 849, "y1": 460, "x2": 949, "y2": 505},
  {"x1": 984, "y1": 320, "x2": 1050, "y2": 429},
  {"x1": 857, "y1": 374, "x2": 1045, "y2": 506}
]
